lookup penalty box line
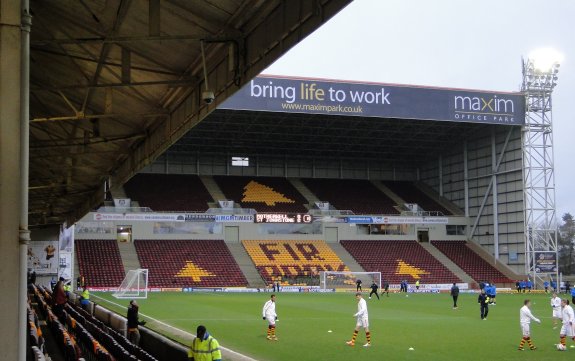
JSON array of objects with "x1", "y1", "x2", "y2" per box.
[{"x1": 91, "y1": 294, "x2": 259, "y2": 361}]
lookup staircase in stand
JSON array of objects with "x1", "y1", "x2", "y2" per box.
[
  {"x1": 329, "y1": 242, "x2": 366, "y2": 273},
  {"x1": 117, "y1": 241, "x2": 142, "y2": 273},
  {"x1": 226, "y1": 243, "x2": 266, "y2": 288}
]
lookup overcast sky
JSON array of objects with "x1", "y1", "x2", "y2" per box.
[{"x1": 264, "y1": 0, "x2": 575, "y2": 218}]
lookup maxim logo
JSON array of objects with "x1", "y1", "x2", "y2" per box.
[{"x1": 453, "y1": 94, "x2": 516, "y2": 123}]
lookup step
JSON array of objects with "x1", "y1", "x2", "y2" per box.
[
  {"x1": 199, "y1": 175, "x2": 226, "y2": 203},
  {"x1": 370, "y1": 181, "x2": 406, "y2": 209},
  {"x1": 465, "y1": 240, "x2": 523, "y2": 280},
  {"x1": 117, "y1": 242, "x2": 141, "y2": 273},
  {"x1": 329, "y1": 242, "x2": 366, "y2": 273},
  {"x1": 111, "y1": 185, "x2": 129, "y2": 199},
  {"x1": 226, "y1": 243, "x2": 266, "y2": 288},
  {"x1": 414, "y1": 181, "x2": 464, "y2": 216},
  {"x1": 419, "y1": 242, "x2": 475, "y2": 284},
  {"x1": 288, "y1": 178, "x2": 320, "y2": 204}
]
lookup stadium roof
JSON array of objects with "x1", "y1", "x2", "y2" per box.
[
  {"x1": 168, "y1": 75, "x2": 525, "y2": 165},
  {"x1": 169, "y1": 109, "x2": 488, "y2": 164},
  {"x1": 28, "y1": 0, "x2": 351, "y2": 226}
]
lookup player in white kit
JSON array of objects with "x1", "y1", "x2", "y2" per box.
[
  {"x1": 262, "y1": 294, "x2": 278, "y2": 341},
  {"x1": 346, "y1": 293, "x2": 371, "y2": 347},
  {"x1": 518, "y1": 299, "x2": 540, "y2": 351},
  {"x1": 551, "y1": 292, "x2": 562, "y2": 329},
  {"x1": 559, "y1": 299, "x2": 575, "y2": 349}
]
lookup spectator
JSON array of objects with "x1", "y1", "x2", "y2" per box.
[
  {"x1": 53, "y1": 279, "x2": 67, "y2": 321},
  {"x1": 127, "y1": 300, "x2": 146, "y2": 345}
]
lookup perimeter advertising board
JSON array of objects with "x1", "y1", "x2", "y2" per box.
[{"x1": 220, "y1": 76, "x2": 525, "y2": 125}]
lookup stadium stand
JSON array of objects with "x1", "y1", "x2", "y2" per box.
[
  {"x1": 213, "y1": 176, "x2": 308, "y2": 212},
  {"x1": 242, "y1": 240, "x2": 349, "y2": 284},
  {"x1": 32, "y1": 284, "x2": 157, "y2": 361},
  {"x1": 75, "y1": 239, "x2": 125, "y2": 288},
  {"x1": 340, "y1": 240, "x2": 460, "y2": 284},
  {"x1": 431, "y1": 241, "x2": 514, "y2": 283},
  {"x1": 124, "y1": 173, "x2": 213, "y2": 211},
  {"x1": 134, "y1": 239, "x2": 247, "y2": 287},
  {"x1": 382, "y1": 181, "x2": 451, "y2": 215},
  {"x1": 301, "y1": 178, "x2": 399, "y2": 214}
]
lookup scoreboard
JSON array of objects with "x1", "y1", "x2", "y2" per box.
[{"x1": 254, "y1": 213, "x2": 313, "y2": 223}]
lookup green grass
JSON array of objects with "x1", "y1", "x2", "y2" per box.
[{"x1": 94, "y1": 291, "x2": 573, "y2": 361}]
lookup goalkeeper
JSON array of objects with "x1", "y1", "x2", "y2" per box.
[
  {"x1": 262, "y1": 294, "x2": 278, "y2": 340},
  {"x1": 369, "y1": 282, "x2": 380, "y2": 300}
]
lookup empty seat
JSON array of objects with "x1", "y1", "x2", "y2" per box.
[
  {"x1": 243, "y1": 240, "x2": 349, "y2": 284},
  {"x1": 134, "y1": 240, "x2": 247, "y2": 288},
  {"x1": 301, "y1": 179, "x2": 399, "y2": 215},
  {"x1": 341, "y1": 240, "x2": 460, "y2": 284},
  {"x1": 214, "y1": 176, "x2": 308, "y2": 213},
  {"x1": 431, "y1": 241, "x2": 513, "y2": 283},
  {"x1": 124, "y1": 174, "x2": 213, "y2": 212},
  {"x1": 75, "y1": 239, "x2": 125, "y2": 287}
]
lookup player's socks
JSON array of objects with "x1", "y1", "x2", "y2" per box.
[
  {"x1": 561, "y1": 336, "x2": 566, "y2": 346},
  {"x1": 365, "y1": 332, "x2": 371, "y2": 344},
  {"x1": 518, "y1": 337, "x2": 526, "y2": 349},
  {"x1": 350, "y1": 330, "x2": 358, "y2": 344},
  {"x1": 267, "y1": 327, "x2": 272, "y2": 339},
  {"x1": 526, "y1": 337, "x2": 535, "y2": 350}
]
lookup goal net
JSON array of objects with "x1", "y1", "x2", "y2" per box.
[
  {"x1": 320, "y1": 271, "x2": 381, "y2": 290},
  {"x1": 113, "y1": 269, "x2": 149, "y2": 299}
]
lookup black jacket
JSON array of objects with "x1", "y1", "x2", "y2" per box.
[
  {"x1": 127, "y1": 305, "x2": 140, "y2": 328},
  {"x1": 450, "y1": 285, "x2": 459, "y2": 297},
  {"x1": 478, "y1": 293, "x2": 489, "y2": 306}
]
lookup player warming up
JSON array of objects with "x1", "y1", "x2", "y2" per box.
[
  {"x1": 369, "y1": 282, "x2": 379, "y2": 300},
  {"x1": 518, "y1": 299, "x2": 540, "y2": 351},
  {"x1": 356, "y1": 279, "x2": 362, "y2": 292},
  {"x1": 551, "y1": 292, "x2": 562, "y2": 329},
  {"x1": 262, "y1": 294, "x2": 278, "y2": 341},
  {"x1": 558, "y1": 299, "x2": 575, "y2": 350},
  {"x1": 346, "y1": 293, "x2": 371, "y2": 347}
]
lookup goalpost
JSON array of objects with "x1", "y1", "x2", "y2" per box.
[
  {"x1": 113, "y1": 269, "x2": 149, "y2": 299},
  {"x1": 320, "y1": 271, "x2": 381, "y2": 291}
]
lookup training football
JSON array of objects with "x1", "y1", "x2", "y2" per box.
[{"x1": 89, "y1": 291, "x2": 574, "y2": 361}]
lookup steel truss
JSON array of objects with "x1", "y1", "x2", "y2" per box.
[{"x1": 522, "y1": 58, "x2": 560, "y2": 285}]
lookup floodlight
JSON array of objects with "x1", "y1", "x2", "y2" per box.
[{"x1": 528, "y1": 48, "x2": 563, "y2": 73}]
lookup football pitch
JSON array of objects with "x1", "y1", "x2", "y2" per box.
[{"x1": 94, "y1": 291, "x2": 574, "y2": 361}]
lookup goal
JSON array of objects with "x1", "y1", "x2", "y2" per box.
[
  {"x1": 320, "y1": 271, "x2": 381, "y2": 290},
  {"x1": 113, "y1": 269, "x2": 149, "y2": 299}
]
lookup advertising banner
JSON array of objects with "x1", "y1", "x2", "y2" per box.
[
  {"x1": 534, "y1": 252, "x2": 558, "y2": 273},
  {"x1": 220, "y1": 76, "x2": 525, "y2": 125},
  {"x1": 93, "y1": 212, "x2": 186, "y2": 222},
  {"x1": 215, "y1": 215, "x2": 254, "y2": 222},
  {"x1": 345, "y1": 216, "x2": 449, "y2": 224},
  {"x1": 28, "y1": 241, "x2": 58, "y2": 275}
]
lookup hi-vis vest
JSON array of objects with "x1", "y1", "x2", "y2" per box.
[
  {"x1": 64, "y1": 284, "x2": 71, "y2": 292},
  {"x1": 188, "y1": 336, "x2": 222, "y2": 361},
  {"x1": 81, "y1": 289, "x2": 90, "y2": 300}
]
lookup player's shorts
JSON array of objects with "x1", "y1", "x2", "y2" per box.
[
  {"x1": 520, "y1": 323, "x2": 531, "y2": 336},
  {"x1": 266, "y1": 316, "x2": 276, "y2": 326},
  {"x1": 553, "y1": 309, "x2": 562, "y2": 319},
  {"x1": 356, "y1": 317, "x2": 369, "y2": 329},
  {"x1": 560, "y1": 323, "x2": 574, "y2": 337}
]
